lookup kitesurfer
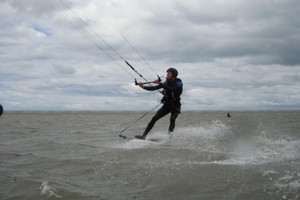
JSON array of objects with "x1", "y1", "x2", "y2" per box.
[
  {"x1": 135, "y1": 68, "x2": 183, "y2": 140},
  {"x1": 227, "y1": 112, "x2": 231, "y2": 118},
  {"x1": 0, "y1": 104, "x2": 3, "y2": 116}
]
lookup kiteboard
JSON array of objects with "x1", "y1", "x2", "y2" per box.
[
  {"x1": 119, "y1": 134, "x2": 135, "y2": 140},
  {"x1": 119, "y1": 133, "x2": 169, "y2": 142}
]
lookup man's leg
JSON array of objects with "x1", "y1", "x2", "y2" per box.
[
  {"x1": 168, "y1": 111, "x2": 180, "y2": 133},
  {"x1": 136, "y1": 106, "x2": 169, "y2": 139}
]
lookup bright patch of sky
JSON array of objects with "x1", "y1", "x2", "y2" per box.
[{"x1": 32, "y1": 24, "x2": 53, "y2": 36}]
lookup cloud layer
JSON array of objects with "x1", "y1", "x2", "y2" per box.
[{"x1": 1, "y1": 0, "x2": 299, "y2": 110}]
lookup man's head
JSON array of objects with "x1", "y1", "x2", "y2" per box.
[{"x1": 167, "y1": 68, "x2": 178, "y2": 79}]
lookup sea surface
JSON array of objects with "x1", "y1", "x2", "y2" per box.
[{"x1": 0, "y1": 110, "x2": 300, "y2": 200}]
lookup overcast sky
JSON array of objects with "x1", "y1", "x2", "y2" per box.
[{"x1": 1, "y1": 0, "x2": 300, "y2": 110}]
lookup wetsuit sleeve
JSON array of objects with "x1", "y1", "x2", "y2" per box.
[{"x1": 143, "y1": 83, "x2": 163, "y2": 91}]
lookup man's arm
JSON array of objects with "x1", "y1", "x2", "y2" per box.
[
  {"x1": 137, "y1": 79, "x2": 163, "y2": 91},
  {"x1": 142, "y1": 83, "x2": 163, "y2": 91}
]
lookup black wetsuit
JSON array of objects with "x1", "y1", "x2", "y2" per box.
[{"x1": 140, "y1": 78, "x2": 183, "y2": 138}]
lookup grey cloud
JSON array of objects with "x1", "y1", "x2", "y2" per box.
[
  {"x1": 53, "y1": 64, "x2": 76, "y2": 75},
  {"x1": 132, "y1": 0, "x2": 300, "y2": 65},
  {"x1": 1, "y1": 0, "x2": 300, "y2": 110},
  {"x1": 7, "y1": 0, "x2": 53, "y2": 14}
]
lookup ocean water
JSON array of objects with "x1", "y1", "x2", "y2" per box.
[{"x1": 0, "y1": 110, "x2": 300, "y2": 200}]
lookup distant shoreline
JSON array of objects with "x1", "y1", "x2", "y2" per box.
[{"x1": 3, "y1": 109, "x2": 300, "y2": 114}]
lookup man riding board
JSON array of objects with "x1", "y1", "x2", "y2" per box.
[{"x1": 135, "y1": 68, "x2": 183, "y2": 140}]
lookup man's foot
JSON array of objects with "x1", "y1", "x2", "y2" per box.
[
  {"x1": 168, "y1": 125, "x2": 174, "y2": 134},
  {"x1": 135, "y1": 135, "x2": 145, "y2": 140}
]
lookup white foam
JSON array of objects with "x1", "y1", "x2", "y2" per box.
[
  {"x1": 263, "y1": 170, "x2": 279, "y2": 177},
  {"x1": 115, "y1": 121, "x2": 300, "y2": 166},
  {"x1": 288, "y1": 180, "x2": 300, "y2": 189},
  {"x1": 118, "y1": 137, "x2": 161, "y2": 149},
  {"x1": 255, "y1": 136, "x2": 300, "y2": 163},
  {"x1": 275, "y1": 177, "x2": 300, "y2": 191},
  {"x1": 40, "y1": 181, "x2": 62, "y2": 199},
  {"x1": 147, "y1": 131, "x2": 170, "y2": 143},
  {"x1": 178, "y1": 124, "x2": 300, "y2": 166},
  {"x1": 216, "y1": 135, "x2": 300, "y2": 165},
  {"x1": 116, "y1": 121, "x2": 231, "y2": 151},
  {"x1": 168, "y1": 120, "x2": 230, "y2": 151}
]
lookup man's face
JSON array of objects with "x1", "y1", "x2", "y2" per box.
[{"x1": 167, "y1": 71, "x2": 173, "y2": 80}]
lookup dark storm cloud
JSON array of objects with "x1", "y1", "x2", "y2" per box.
[{"x1": 135, "y1": 0, "x2": 300, "y2": 65}]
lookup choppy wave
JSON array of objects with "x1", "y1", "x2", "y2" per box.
[
  {"x1": 116, "y1": 119, "x2": 300, "y2": 167},
  {"x1": 117, "y1": 120, "x2": 230, "y2": 150},
  {"x1": 40, "y1": 181, "x2": 62, "y2": 199},
  {"x1": 1, "y1": 110, "x2": 300, "y2": 200}
]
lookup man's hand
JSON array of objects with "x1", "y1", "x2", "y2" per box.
[
  {"x1": 152, "y1": 79, "x2": 161, "y2": 84},
  {"x1": 137, "y1": 82, "x2": 144, "y2": 88}
]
